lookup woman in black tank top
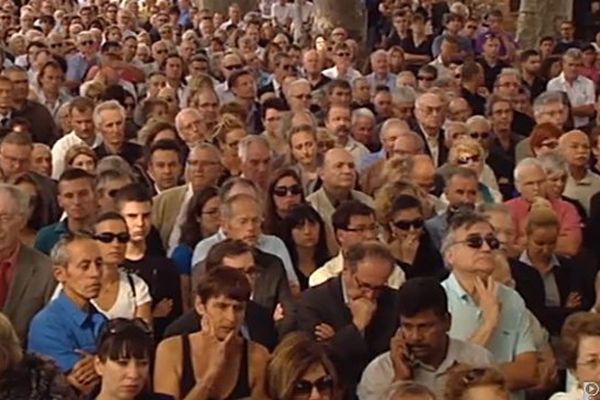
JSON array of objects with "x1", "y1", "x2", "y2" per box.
[{"x1": 154, "y1": 267, "x2": 271, "y2": 400}]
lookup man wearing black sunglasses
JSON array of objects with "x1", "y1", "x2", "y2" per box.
[
  {"x1": 258, "y1": 52, "x2": 295, "y2": 101},
  {"x1": 441, "y1": 211, "x2": 539, "y2": 396}
]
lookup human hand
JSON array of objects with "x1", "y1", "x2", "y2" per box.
[
  {"x1": 565, "y1": 291, "x2": 582, "y2": 309},
  {"x1": 474, "y1": 276, "x2": 501, "y2": 328},
  {"x1": 390, "y1": 329, "x2": 412, "y2": 381},
  {"x1": 273, "y1": 303, "x2": 285, "y2": 322},
  {"x1": 71, "y1": 351, "x2": 97, "y2": 385},
  {"x1": 314, "y1": 323, "x2": 335, "y2": 341},
  {"x1": 152, "y1": 298, "x2": 173, "y2": 318},
  {"x1": 349, "y1": 297, "x2": 377, "y2": 331}
]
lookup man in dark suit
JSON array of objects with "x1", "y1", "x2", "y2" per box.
[
  {"x1": 257, "y1": 52, "x2": 295, "y2": 102},
  {"x1": 413, "y1": 91, "x2": 447, "y2": 167},
  {"x1": 166, "y1": 239, "x2": 278, "y2": 350},
  {"x1": 296, "y1": 241, "x2": 400, "y2": 393},
  {"x1": 0, "y1": 184, "x2": 56, "y2": 342}
]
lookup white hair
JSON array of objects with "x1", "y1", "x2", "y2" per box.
[
  {"x1": 238, "y1": 135, "x2": 271, "y2": 163},
  {"x1": 175, "y1": 108, "x2": 202, "y2": 132},
  {"x1": 465, "y1": 115, "x2": 491, "y2": 130},
  {"x1": 514, "y1": 157, "x2": 544, "y2": 182},
  {"x1": 93, "y1": 100, "x2": 125, "y2": 128},
  {"x1": 351, "y1": 107, "x2": 376, "y2": 125},
  {"x1": 537, "y1": 152, "x2": 569, "y2": 175},
  {"x1": 0, "y1": 183, "x2": 29, "y2": 215},
  {"x1": 392, "y1": 85, "x2": 416, "y2": 104}
]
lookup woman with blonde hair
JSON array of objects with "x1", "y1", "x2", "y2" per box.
[
  {"x1": 0, "y1": 313, "x2": 75, "y2": 399},
  {"x1": 445, "y1": 366, "x2": 509, "y2": 400},
  {"x1": 445, "y1": 137, "x2": 501, "y2": 204},
  {"x1": 267, "y1": 332, "x2": 339, "y2": 400},
  {"x1": 213, "y1": 113, "x2": 247, "y2": 177}
]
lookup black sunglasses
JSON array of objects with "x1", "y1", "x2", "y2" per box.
[
  {"x1": 457, "y1": 155, "x2": 481, "y2": 165},
  {"x1": 455, "y1": 233, "x2": 500, "y2": 250},
  {"x1": 469, "y1": 131, "x2": 490, "y2": 140},
  {"x1": 94, "y1": 232, "x2": 130, "y2": 244},
  {"x1": 392, "y1": 218, "x2": 424, "y2": 230},
  {"x1": 273, "y1": 184, "x2": 302, "y2": 197},
  {"x1": 224, "y1": 64, "x2": 242, "y2": 71},
  {"x1": 293, "y1": 375, "x2": 334, "y2": 398},
  {"x1": 417, "y1": 75, "x2": 434, "y2": 81}
]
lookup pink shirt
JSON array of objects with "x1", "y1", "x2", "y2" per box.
[{"x1": 505, "y1": 197, "x2": 582, "y2": 244}]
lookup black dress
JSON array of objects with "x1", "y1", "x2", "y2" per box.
[{"x1": 396, "y1": 231, "x2": 447, "y2": 281}]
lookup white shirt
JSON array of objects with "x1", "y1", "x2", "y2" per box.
[
  {"x1": 344, "y1": 137, "x2": 370, "y2": 166},
  {"x1": 51, "y1": 131, "x2": 103, "y2": 179},
  {"x1": 52, "y1": 270, "x2": 151, "y2": 320},
  {"x1": 547, "y1": 73, "x2": 596, "y2": 128},
  {"x1": 563, "y1": 169, "x2": 600, "y2": 214},
  {"x1": 271, "y1": 2, "x2": 294, "y2": 25},
  {"x1": 167, "y1": 183, "x2": 194, "y2": 255},
  {"x1": 292, "y1": 1, "x2": 314, "y2": 25},
  {"x1": 322, "y1": 66, "x2": 362, "y2": 83}
]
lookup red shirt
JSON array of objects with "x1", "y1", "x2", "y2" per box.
[{"x1": 0, "y1": 243, "x2": 21, "y2": 309}]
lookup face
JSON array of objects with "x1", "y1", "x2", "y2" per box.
[
  {"x1": 490, "y1": 101, "x2": 513, "y2": 133},
  {"x1": 263, "y1": 108, "x2": 283, "y2": 136},
  {"x1": 352, "y1": 116, "x2": 375, "y2": 146},
  {"x1": 288, "y1": 83, "x2": 312, "y2": 112},
  {"x1": 445, "y1": 175, "x2": 478, "y2": 207},
  {"x1": 399, "y1": 309, "x2": 449, "y2": 363},
  {"x1": 222, "y1": 197, "x2": 262, "y2": 246},
  {"x1": 292, "y1": 219, "x2": 319, "y2": 249},
  {"x1": 410, "y1": 158, "x2": 436, "y2": 193},
  {"x1": 545, "y1": 169, "x2": 567, "y2": 199},
  {"x1": 30, "y1": 145, "x2": 52, "y2": 177},
  {"x1": 197, "y1": 294, "x2": 246, "y2": 341},
  {"x1": 95, "y1": 357, "x2": 149, "y2": 400},
  {"x1": 574, "y1": 335, "x2": 600, "y2": 384},
  {"x1": 495, "y1": 74, "x2": 520, "y2": 98},
  {"x1": 326, "y1": 106, "x2": 351, "y2": 142},
  {"x1": 72, "y1": 154, "x2": 96, "y2": 173},
  {"x1": 198, "y1": 196, "x2": 220, "y2": 238},
  {"x1": 292, "y1": 363, "x2": 334, "y2": 400},
  {"x1": 0, "y1": 80, "x2": 13, "y2": 109},
  {"x1": 40, "y1": 66, "x2": 64, "y2": 93},
  {"x1": 95, "y1": 219, "x2": 128, "y2": 266},
  {"x1": 517, "y1": 165, "x2": 546, "y2": 201},
  {"x1": 4, "y1": 71, "x2": 27, "y2": 102},
  {"x1": 242, "y1": 142, "x2": 271, "y2": 189},
  {"x1": 336, "y1": 214, "x2": 377, "y2": 251},
  {"x1": 194, "y1": 91, "x2": 219, "y2": 124},
  {"x1": 393, "y1": 135, "x2": 422, "y2": 157},
  {"x1": 353, "y1": 79, "x2": 371, "y2": 103},
  {"x1": 390, "y1": 207, "x2": 424, "y2": 241},
  {"x1": 563, "y1": 56, "x2": 582, "y2": 80},
  {"x1": 148, "y1": 149, "x2": 182, "y2": 191},
  {"x1": 329, "y1": 87, "x2": 352, "y2": 107},
  {"x1": 272, "y1": 175, "x2": 302, "y2": 216},
  {"x1": 291, "y1": 130, "x2": 317, "y2": 166},
  {"x1": 232, "y1": 74, "x2": 256, "y2": 100},
  {"x1": 344, "y1": 255, "x2": 393, "y2": 301},
  {"x1": 527, "y1": 225, "x2": 558, "y2": 261},
  {"x1": 374, "y1": 92, "x2": 393, "y2": 118},
  {"x1": 482, "y1": 38, "x2": 500, "y2": 58},
  {"x1": 55, "y1": 239, "x2": 103, "y2": 302},
  {"x1": 0, "y1": 191, "x2": 26, "y2": 251},
  {"x1": 120, "y1": 201, "x2": 152, "y2": 243},
  {"x1": 485, "y1": 211, "x2": 517, "y2": 256},
  {"x1": 321, "y1": 150, "x2": 355, "y2": 191},
  {"x1": 58, "y1": 178, "x2": 96, "y2": 221},
  {"x1": 98, "y1": 177, "x2": 131, "y2": 213},
  {"x1": 71, "y1": 107, "x2": 95, "y2": 142},
  {"x1": 445, "y1": 222, "x2": 498, "y2": 278},
  {"x1": 560, "y1": 133, "x2": 591, "y2": 168},
  {"x1": 454, "y1": 150, "x2": 483, "y2": 175},
  {"x1": 178, "y1": 112, "x2": 204, "y2": 146},
  {"x1": 186, "y1": 148, "x2": 222, "y2": 191},
  {"x1": 98, "y1": 109, "x2": 125, "y2": 149},
  {"x1": 415, "y1": 94, "x2": 444, "y2": 130},
  {"x1": 165, "y1": 57, "x2": 182, "y2": 80},
  {"x1": 535, "y1": 101, "x2": 567, "y2": 128},
  {"x1": 148, "y1": 74, "x2": 167, "y2": 98}
]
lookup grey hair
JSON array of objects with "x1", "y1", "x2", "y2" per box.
[
  {"x1": 93, "y1": 100, "x2": 125, "y2": 128},
  {"x1": 238, "y1": 135, "x2": 271, "y2": 163},
  {"x1": 498, "y1": 67, "x2": 521, "y2": 81},
  {"x1": 384, "y1": 381, "x2": 436, "y2": 400},
  {"x1": 94, "y1": 169, "x2": 133, "y2": 190},
  {"x1": 219, "y1": 192, "x2": 259, "y2": 220},
  {"x1": 0, "y1": 184, "x2": 30, "y2": 215},
  {"x1": 444, "y1": 121, "x2": 467, "y2": 141},
  {"x1": 218, "y1": 176, "x2": 259, "y2": 202},
  {"x1": 391, "y1": 85, "x2": 416, "y2": 104},
  {"x1": 370, "y1": 49, "x2": 387, "y2": 63},
  {"x1": 351, "y1": 107, "x2": 376, "y2": 125},
  {"x1": 533, "y1": 91, "x2": 564, "y2": 117},
  {"x1": 379, "y1": 118, "x2": 408, "y2": 139},
  {"x1": 441, "y1": 211, "x2": 491, "y2": 255},
  {"x1": 537, "y1": 152, "x2": 569, "y2": 175},
  {"x1": 465, "y1": 115, "x2": 492, "y2": 131},
  {"x1": 174, "y1": 108, "x2": 202, "y2": 132},
  {"x1": 563, "y1": 47, "x2": 583, "y2": 61},
  {"x1": 96, "y1": 155, "x2": 134, "y2": 177},
  {"x1": 344, "y1": 241, "x2": 395, "y2": 273},
  {"x1": 514, "y1": 157, "x2": 544, "y2": 182},
  {"x1": 50, "y1": 231, "x2": 95, "y2": 267},
  {"x1": 478, "y1": 202, "x2": 512, "y2": 218}
]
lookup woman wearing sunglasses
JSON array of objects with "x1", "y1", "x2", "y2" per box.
[
  {"x1": 530, "y1": 122, "x2": 563, "y2": 158},
  {"x1": 93, "y1": 318, "x2": 173, "y2": 400},
  {"x1": 263, "y1": 168, "x2": 305, "y2": 236},
  {"x1": 445, "y1": 366, "x2": 509, "y2": 400},
  {"x1": 387, "y1": 194, "x2": 445, "y2": 280},
  {"x1": 445, "y1": 138, "x2": 502, "y2": 204},
  {"x1": 267, "y1": 332, "x2": 339, "y2": 400}
]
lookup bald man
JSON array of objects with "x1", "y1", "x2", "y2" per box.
[
  {"x1": 559, "y1": 130, "x2": 600, "y2": 214},
  {"x1": 307, "y1": 148, "x2": 374, "y2": 252}
]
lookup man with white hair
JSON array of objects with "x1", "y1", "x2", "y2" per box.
[
  {"x1": 366, "y1": 49, "x2": 396, "y2": 90},
  {"x1": 239, "y1": 135, "x2": 273, "y2": 192},
  {"x1": 326, "y1": 104, "x2": 369, "y2": 165},
  {"x1": 285, "y1": 78, "x2": 312, "y2": 113},
  {"x1": 351, "y1": 107, "x2": 377, "y2": 152},
  {"x1": 174, "y1": 108, "x2": 205, "y2": 149},
  {"x1": 547, "y1": 48, "x2": 596, "y2": 128},
  {"x1": 505, "y1": 158, "x2": 581, "y2": 257},
  {"x1": 414, "y1": 91, "x2": 447, "y2": 167},
  {"x1": 92, "y1": 100, "x2": 142, "y2": 166}
]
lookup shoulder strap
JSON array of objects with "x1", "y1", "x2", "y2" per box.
[{"x1": 126, "y1": 273, "x2": 137, "y2": 299}]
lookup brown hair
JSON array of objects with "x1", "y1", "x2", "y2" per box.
[
  {"x1": 445, "y1": 366, "x2": 507, "y2": 400},
  {"x1": 525, "y1": 202, "x2": 559, "y2": 235},
  {"x1": 64, "y1": 144, "x2": 97, "y2": 169},
  {"x1": 559, "y1": 312, "x2": 600, "y2": 370},
  {"x1": 529, "y1": 123, "x2": 563, "y2": 152},
  {"x1": 0, "y1": 313, "x2": 22, "y2": 375},
  {"x1": 196, "y1": 265, "x2": 251, "y2": 302}
]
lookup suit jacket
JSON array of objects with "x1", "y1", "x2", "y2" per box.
[
  {"x1": 424, "y1": 212, "x2": 448, "y2": 251},
  {"x1": 296, "y1": 277, "x2": 400, "y2": 390},
  {"x1": 163, "y1": 301, "x2": 278, "y2": 351},
  {"x1": 151, "y1": 185, "x2": 188, "y2": 248},
  {"x1": 510, "y1": 257, "x2": 596, "y2": 335},
  {"x1": 413, "y1": 124, "x2": 448, "y2": 167},
  {"x1": 2, "y1": 245, "x2": 56, "y2": 342}
]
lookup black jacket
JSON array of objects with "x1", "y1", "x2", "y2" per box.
[{"x1": 412, "y1": 123, "x2": 448, "y2": 167}]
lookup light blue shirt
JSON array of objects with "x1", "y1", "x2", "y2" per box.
[
  {"x1": 191, "y1": 228, "x2": 299, "y2": 286},
  {"x1": 365, "y1": 72, "x2": 397, "y2": 91},
  {"x1": 442, "y1": 273, "x2": 536, "y2": 400},
  {"x1": 358, "y1": 148, "x2": 385, "y2": 172}
]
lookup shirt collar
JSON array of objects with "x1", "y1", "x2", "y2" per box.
[
  {"x1": 55, "y1": 290, "x2": 96, "y2": 327},
  {"x1": 445, "y1": 273, "x2": 473, "y2": 303},
  {"x1": 519, "y1": 250, "x2": 560, "y2": 270}
]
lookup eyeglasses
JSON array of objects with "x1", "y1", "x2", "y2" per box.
[
  {"x1": 281, "y1": 64, "x2": 295, "y2": 71},
  {"x1": 292, "y1": 375, "x2": 334, "y2": 398},
  {"x1": 343, "y1": 224, "x2": 377, "y2": 233},
  {"x1": 107, "y1": 188, "x2": 120, "y2": 198},
  {"x1": 80, "y1": 40, "x2": 94, "y2": 46},
  {"x1": 50, "y1": 43, "x2": 63, "y2": 49},
  {"x1": 293, "y1": 93, "x2": 312, "y2": 100},
  {"x1": 94, "y1": 232, "x2": 131, "y2": 244},
  {"x1": 540, "y1": 140, "x2": 558, "y2": 149},
  {"x1": 336, "y1": 52, "x2": 351, "y2": 58},
  {"x1": 273, "y1": 184, "x2": 302, "y2": 197},
  {"x1": 457, "y1": 154, "x2": 481, "y2": 165},
  {"x1": 577, "y1": 359, "x2": 600, "y2": 370},
  {"x1": 453, "y1": 233, "x2": 500, "y2": 250},
  {"x1": 353, "y1": 274, "x2": 386, "y2": 293},
  {"x1": 392, "y1": 218, "x2": 424, "y2": 230},
  {"x1": 417, "y1": 75, "x2": 435, "y2": 81},
  {"x1": 224, "y1": 64, "x2": 242, "y2": 71},
  {"x1": 469, "y1": 131, "x2": 490, "y2": 140}
]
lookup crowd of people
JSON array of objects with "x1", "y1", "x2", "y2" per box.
[{"x1": 1, "y1": 0, "x2": 600, "y2": 399}]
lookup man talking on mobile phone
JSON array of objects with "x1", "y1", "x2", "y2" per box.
[{"x1": 357, "y1": 277, "x2": 493, "y2": 400}]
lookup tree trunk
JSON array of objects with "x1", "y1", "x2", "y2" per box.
[
  {"x1": 197, "y1": 0, "x2": 258, "y2": 15},
  {"x1": 312, "y1": 0, "x2": 367, "y2": 44}
]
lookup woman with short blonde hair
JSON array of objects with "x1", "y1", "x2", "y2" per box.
[{"x1": 445, "y1": 366, "x2": 509, "y2": 400}]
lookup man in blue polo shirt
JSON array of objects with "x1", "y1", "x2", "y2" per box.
[
  {"x1": 34, "y1": 168, "x2": 97, "y2": 255},
  {"x1": 28, "y1": 231, "x2": 106, "y2": 394}
]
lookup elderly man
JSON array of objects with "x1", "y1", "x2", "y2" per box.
[
  {"x1": 238, "y1": 135, "x2": 272, "y2": 192},
  {"x1": 92, "y1": 100, "x2": 142, "y2": 166},
  {"x1": 285, "y1": 78, "x2": 312, "y2": 113},
  {"x1": 51, "y1": 97, "x2": 102, "y2": 179},
  {"x1": 0, "y1": 184, "x2": 55, "y2": 342},
  {"x1": 441, "y1": 211, "x2": 538, "y2": 398},
  {"x1": 558, "y1": 130, "x2": 600, "y2": 214},
  {"x1": 547, "y1": 48, "x2": 595, "y2": 129},
  {"x1": 174, "y1": 108, "x2": 205, "y2": 149},
  {"x1": 153, "y1": 143, "x2": 223, "y2": 250},
  {"x1": 302, "y1": 49, "x2": 331, "y2": 90},
  {"x1": 366, "y1": 49, "x2": 396, "y2": 90},
  {"x1": 447, "y1": 97, "x2": 472, "y2": 123},
  {"x1": 214, "y1": 51, "x2": 244, "y2": 103},
  {"x1": 414, "y1": 92, "x2": 447, "y2": 167},
  {"x1": 351, "y1": 108, "x2": 377, "y2": 152},
  {"x1": 493, "y1": 69, "x2": 535, "y2": 137},
  {"x1": 391, "y1": 86, "x2": 416, "y2": 123},
  {"x1": 258, "y1": 52, "x2": 295, "y2": 100},
  {"x1": 307, "y1": 148, "x2": 373, "y2": 251},
  {"x1": 65, "y1": 30, "x2": 100, "y2": 89},
  {"x1": 505, "y1": 158, "x2": 581, "y2": 257},
  {"x1": 326, "y1": 104, "x2": 369, "y2": 165}
]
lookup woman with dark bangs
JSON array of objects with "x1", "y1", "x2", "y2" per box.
[
  {"x1": 263, "y1": 168, "x2": 305, "y2": 237},
  {"x1": 281, "y1": 203, "x2": 330, "y2": 290},
  {"x1": 93, "y1": 318, "x2": 173, "y2": 400}
]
